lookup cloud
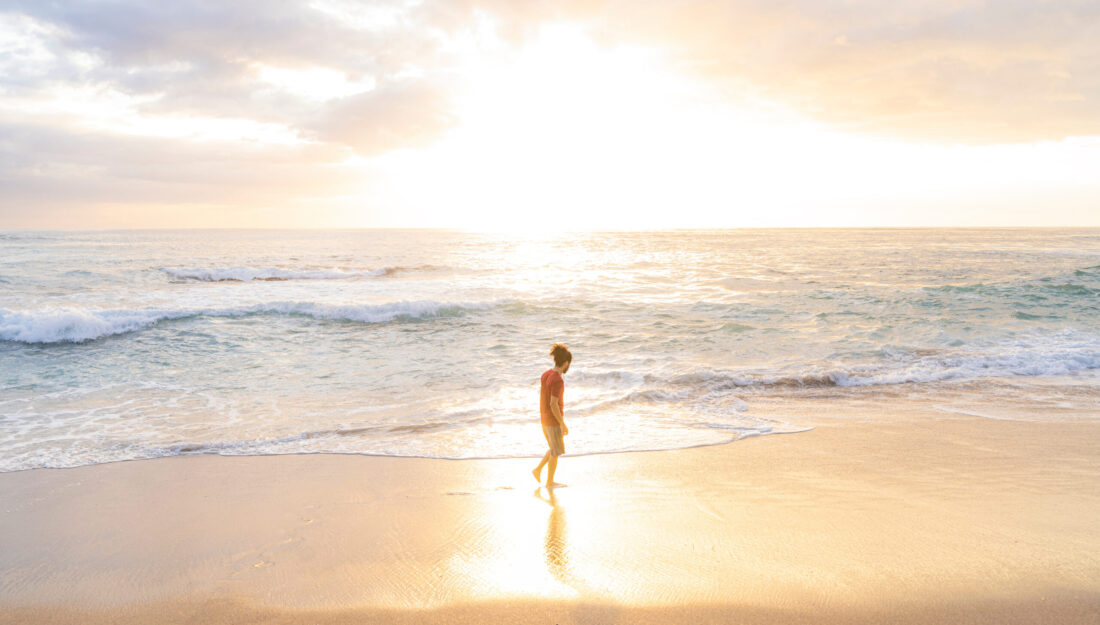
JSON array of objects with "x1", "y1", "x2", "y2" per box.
[
  {"x1": 569, "y1": 0, "x2": 1100, "y2": 143},
  {"x1": 1, "y1": 1, "x2": 455, "y2": 143},
  {"x1": 309, "y1": 80, "x2": 458, "y2": 156},
  {"x1": 1, "y1": 0, "x2": 1098, "y2": 227},
  {"x1": 399, "y1": 0, "x2": 1100, "y2": 142},
  {"x1": 0, "y1": 120, "x2": 360, "y2": 225},
  {"x1": 0, "y1": 1, "x2": 472, "y2": 226},
  {"x1": 5, "y1": 1, "x2": 1098, "y2": 146}
]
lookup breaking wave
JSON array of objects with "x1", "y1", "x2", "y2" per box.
[
  {"x1": 569, "y1": 332, "x2": 1100, "y2": 399},
  {"x1": 0, "y1": 300, "x2": 501, "y2": 344}
]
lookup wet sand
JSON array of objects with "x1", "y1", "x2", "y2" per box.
[{"x1": 1, "y1": 404, "x2": 1098, "y2": 624}]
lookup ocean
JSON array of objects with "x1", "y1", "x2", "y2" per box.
[{"x1": 1, "y1": 228, "x2": 1098, "y2": 472}]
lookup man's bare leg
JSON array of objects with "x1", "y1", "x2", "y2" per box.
[
  {"x1": 546, "y1": 455, "x2": 558, "y2": 486},
  {"x1": 533, "y1": 451, "x2": 551, "y2": 482}
]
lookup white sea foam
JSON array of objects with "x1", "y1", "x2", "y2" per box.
[
  {"x1": 0, "y1": 407, "x2": 805, "y2": 472},
  {"x1": 0, "y1": 308, "x2": 166, "y2": 344},
  {"x1": 827, "y1": 344, "x2": 1100, "y2": 386},
  {"x1": 0, "y1": 300, "x2": 500, "y2": 344},
  {"x1": 653, "y1": 333, "x2": 1100, "y2": 390}
]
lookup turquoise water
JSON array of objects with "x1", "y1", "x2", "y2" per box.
[{"x1": 1, "y1": 229, "x2": 1098, "y2": 471}]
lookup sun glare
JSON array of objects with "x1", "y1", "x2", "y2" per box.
[
  {"x1": 358, "y1": 23, "x2": 760, "y2": 231},
  {"x1": 355, "y1": 23, "x2": 911, "y2": 231},
  {"x1": 346, "y1": 21, "x2": 1100, "y2": 231},
  {"x1": 446, "y1": 25, "x2": 741, "y2": 231}
]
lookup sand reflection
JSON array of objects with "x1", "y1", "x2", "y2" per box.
[
  {"x1": 450, "y1": 460, "x2": 631, "y2": 601},
  {"x1": 535, "y1": 487, "x2": 569, "y2": 586}
]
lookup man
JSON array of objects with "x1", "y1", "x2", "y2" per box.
[{"x1": 533, "y1": 343, "x2": 571, "y2": 487}]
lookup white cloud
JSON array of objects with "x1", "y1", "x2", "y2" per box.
[{"x1": 253, "y1": 64, "x2": 377, "y2": 102}]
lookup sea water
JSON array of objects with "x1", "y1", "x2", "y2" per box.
[{"x1": 1, "y1": 229, "x2": 1098, "y2": 472}]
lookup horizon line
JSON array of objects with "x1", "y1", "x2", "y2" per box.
[{"x1": 4, "y1": 225, "x2": 1100, "y2": 233}]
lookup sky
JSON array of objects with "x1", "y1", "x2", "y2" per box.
[{"x1": 0, "y1": 0, "x2": 1098, "y2": 230}]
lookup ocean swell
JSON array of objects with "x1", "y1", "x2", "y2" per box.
[{"x1": 159, "y1": 265, "x2": 444, "y2": 282}]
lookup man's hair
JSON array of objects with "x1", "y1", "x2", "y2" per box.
[{"x1": 550, "y1": 343, "x2": 572, "y2": 367}]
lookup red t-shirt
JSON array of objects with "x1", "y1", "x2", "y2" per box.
[{"x1": 540, "y1": 369, "x2": 564, "y2": 426}]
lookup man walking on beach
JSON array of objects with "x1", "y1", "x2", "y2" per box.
[{"x1": 533, "y1": 343, "x2": 571, "y2": 487}]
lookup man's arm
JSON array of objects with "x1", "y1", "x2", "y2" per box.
[{"x1": 550, "y1": 396, "x2": 568, "y2": 434}]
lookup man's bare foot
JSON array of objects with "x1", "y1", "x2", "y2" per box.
[
  {"x1": 532, "y1": 467, "x2": 541, "y2": 482},
  {"x1": 546, "y1": 481, "x2": 566, "y2": 489}
]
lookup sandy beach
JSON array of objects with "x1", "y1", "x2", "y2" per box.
[{"x1": 1, "y1": 399, "x2": 1098, "y2": 624}]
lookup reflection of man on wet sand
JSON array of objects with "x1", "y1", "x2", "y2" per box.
[
  {"x1": 533, "y1": 343, "x2": 571, "y2": 487},
  {"x1": 534, "y1": 487, "x2": 613, "y2": 619},
  {"x1": 534, "y1": 487, "x2": 568, "y2": 579}
]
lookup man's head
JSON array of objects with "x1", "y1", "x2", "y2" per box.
[{"x1": 550, "y1": 343, "x2": 572, "y2": 374}]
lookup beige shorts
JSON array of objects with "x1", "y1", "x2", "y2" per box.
[{"x1": 542, "y1": 424, "x2": 565, "y2": 457}]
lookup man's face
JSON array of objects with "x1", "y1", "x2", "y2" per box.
[{"x1": 561, "y1": 360, "x2": 571, "y2": 374}]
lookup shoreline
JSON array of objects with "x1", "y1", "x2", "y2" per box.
[
  {"x1": 2, "y1": 407, "x2": 1099, "y2": 624},
  {"x1": 0, "y1": 425, "x2": 814, "y2": 475},
  {"x1": 5, "y1": 371, "x2": 1096, "y2": 474}
]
